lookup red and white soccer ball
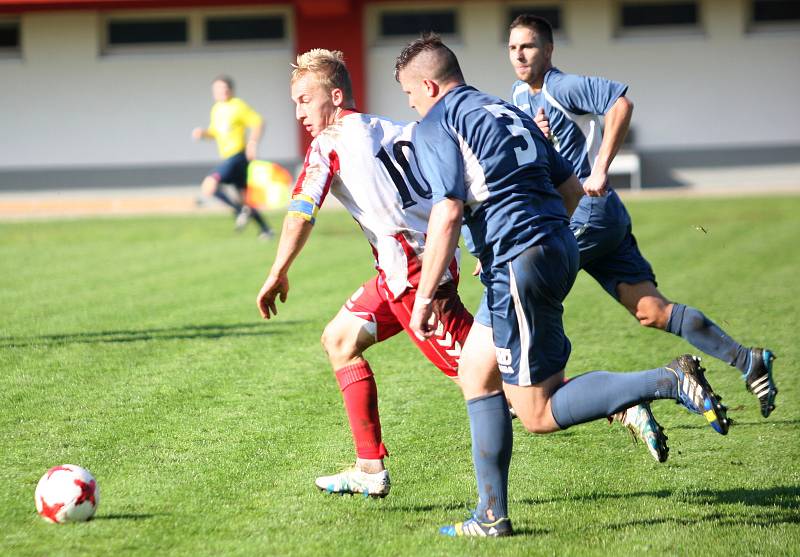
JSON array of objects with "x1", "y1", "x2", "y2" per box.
[{"x1": 35, "y1": 464, "x2": 99, "y2": 523}]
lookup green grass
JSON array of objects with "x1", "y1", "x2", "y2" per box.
[{"x1": 1, "y1": 196, "x2": 798, "y2": 556}]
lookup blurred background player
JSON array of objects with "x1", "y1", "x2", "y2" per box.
[
  {"x1": 192, "y1": 75, "x2": 273, "y2": 239},
  {"x1": 507, "y1": 15, "x2": 777, "y2": 421},
  {"x1": 255, "y1": 49, "x2": 474, "y2": 498}
]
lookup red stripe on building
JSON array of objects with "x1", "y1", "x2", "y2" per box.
[{"x1": 294, "y1": 0, "x2": 365, "y2": 155}]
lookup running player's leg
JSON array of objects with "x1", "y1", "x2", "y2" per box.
[
  {"x1": 606, "y1": 228, "x2": 777, "y2": 417},
  {"x1": 315, "y1": 279, "x2": 401, "y2": 497},
  {"x1": 500, "y1": 230, "x2": 728, "y2": 434},
  {"x1": 207, "y1": 154, "x2": 246, "y2": 214},
  {"x1": 229, "y1": 160, "x2": 273, "y2": 236},
  {"x1": 440, "y1": 320, "x2": 512, "y2": 537},
  {"x1": 572, "y1": 207, "x2": 673, "y2": 454}
]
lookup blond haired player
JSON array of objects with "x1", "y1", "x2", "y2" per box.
[{"x1": 255, "y1": 49, "x2": 473, "y2": 497}]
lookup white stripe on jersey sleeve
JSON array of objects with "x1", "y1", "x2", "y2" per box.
[
  {"x1": 450, "y1": 126, "x2": 489, "y2": 210},
  {"x1": 541, "y1": 83, "x2": 603, "y2": 171}
]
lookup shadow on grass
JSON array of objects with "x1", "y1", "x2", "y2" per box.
[
  {"x1": 602, "y1": 509, "x2": 800, "y2": 531},
  {"x1": 94, "y1": 513, "x2": 165, "y2": 521},
  {"x1": 520, "y1": 485, "x2": 800, "y2": 510},
  {"x1": 0, "y1": 321, "x2": 301, "y2": 348},
  {"x1": 668, "y1": 418, "x2": 800, "y2": 430},
  {"x1": 379, "y1": 487, "x2": 799, "y2": 538}
]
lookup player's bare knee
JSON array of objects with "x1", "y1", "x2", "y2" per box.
[
  {"x1": 200, "y1": 177, "x2": 218, "y2": 196},
  {"x1": 320, "y1": 324, "x2": 343, "y2": 357},
  {"x1": 321, "y1": 324, "x2": 360, "y2": 363},
  {"x1": 519, "y1": 415, "x2": 551, "y2": 434},
  {"x1": 635, "y1": 299, "x2": 670, "y2": 329}
]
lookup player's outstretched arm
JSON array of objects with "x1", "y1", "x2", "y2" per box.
[
  {"x1": 583, "y1": 95, "x2": 633, "y2": 197},
  {"x1": 192, "y1": 127, "x2": 211, "y2": 141},
  {"x1": 256, "y1": 215, "x2": 314, "y2": 319}
]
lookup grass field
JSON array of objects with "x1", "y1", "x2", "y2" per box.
[{"x1": 1, "y1": 195, "x2": 798, "y2": 556}]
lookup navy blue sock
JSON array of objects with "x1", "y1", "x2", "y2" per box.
[
  {"x1": 551, "y1": 368, "x2": 677, "y2": 429},
  {"x1": 213, "y1": 189, "x2": 243, "y2": 212},
  {"x1": 248, "y1": 206, "x2": 272, "y2": 233},
  {"x1": 667, "y1": 303, "x2": 750, "y2": 372},
  {"x1": 467, "y1": 393, "x2": 512, "y2": 522}
]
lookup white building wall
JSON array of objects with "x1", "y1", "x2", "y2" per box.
[
  {"x1": 366, "y1": 0, "x2": 800, "y2": 150},
  {"x1": 1, "y1": 0, "x2": 798, "y2": 188},
  {"x1": 0, "y1": 9, "x2": 298, "y2": 170}
]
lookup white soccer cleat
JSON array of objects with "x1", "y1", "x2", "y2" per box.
[
  {"x1": 611, "y1": 402, "x2": 669, "y2": 463},
  {"x1": 314, "y1": 468, "x2": 391, "y2": 498}
]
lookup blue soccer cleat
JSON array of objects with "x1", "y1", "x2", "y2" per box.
[
  {"x1": 744, "y1": 348, "x2": 778, "y2": 418},
  {"x1": 667, "y1": 354, "x2": 729, "y2": 435},
  {"x1": 439, "y1": 512, "x2": 513, "y2": 537}
]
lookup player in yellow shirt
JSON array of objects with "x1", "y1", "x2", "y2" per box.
[{"x1": 192, "y1": 75, "x2": 273, "y2": 238}]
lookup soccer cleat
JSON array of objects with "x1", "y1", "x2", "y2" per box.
[
  {"x1": 439, "y1": 513, "x2": 513, "y2": 537},
  {"x1": 743, "y1": 348, "x2": 778, "y2": 418},
  {"x1": 610, "y1": 403, "x2": 669, "y2": 463},
  {"x1": 257, "y1": 230, "x2": 275, "y2": 241},
  {"x1": 234, "y1": 206, "x2": 252, "y2": 231},
  {"x1": 314, "y1": 468, "x2": 390, "y2": 498},
  {"x1": 667, "y1": 354, "x2": 729, "y2": 435}
]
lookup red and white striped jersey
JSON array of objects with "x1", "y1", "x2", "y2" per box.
[{"x1": 290, "y1": 111, "x2": 459, "y2": 299}]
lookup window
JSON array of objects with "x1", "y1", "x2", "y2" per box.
[
  {"x1": 103, "y1": 9, "x2": 289, "y2": 54},
  {"x1": 205, "y1": 15, "x2": 285, "y2": 42},
  {"x1": 508, "y1": 6, "x2": 562, "y2": 33},
  {"x1": 107, "y1": 19, "x2": 188, "y2": 45},
  {"x1": 380, "y1": 10, "x2": 457, "y2": 37},
  {"x1": 0, "y1": 19, "x2": 20, "y2": 51},
  {"x1": 620, "y1": 2, "x2": 698, "y2": 28},
  {"x1": 616, "y1": 1, "x2": 702, "y2": 37},
  {"x1": 752, "y1": 0, "x2": 800, "y2": 23}
]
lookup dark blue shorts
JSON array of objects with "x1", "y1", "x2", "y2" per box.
[
  {"x1": 211, "y1": 151, "x2": 248, "y2": 190},
  {"x1": 570, "y1": 191, "x2": 656, "y2": 299},
  {"x1": 487, "y1": 225, "x2": 579, "y2": 387}
]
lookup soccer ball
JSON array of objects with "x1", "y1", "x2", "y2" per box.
[{"x1": 34, "y1": 464, "x2": 99, "y2": 523}]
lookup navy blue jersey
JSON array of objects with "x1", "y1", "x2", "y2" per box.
[
  {"x1": 511, "y1": 68, "x2": 627, "y2": 182},
  {"x1": 414, "y1": 85, "x2": 572, "y2": 272}
]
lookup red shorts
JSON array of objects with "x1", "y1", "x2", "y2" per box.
[{"x1": 344, "y1": 276, "x2": 473, "y2": 377}]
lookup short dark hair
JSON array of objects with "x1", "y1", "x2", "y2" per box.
[
  {"x1": 213, "y1": 74, "x2": 235, "y2": 91},
  {"x1": 394, "y1": 33, "x2": 464, "y2": 83},
  {"x1": 509, "y1": 14, "x2": 554, "y2": 45}
]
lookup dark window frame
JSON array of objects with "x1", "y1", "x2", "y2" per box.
[
  {"x1": 620, "y1": 1, "x2": 699, "y2": 28},
  {"x1": 749, "y1": 0, "x2": 800, "y2": 32},
  {"x1": 378, "y1": 9, "x2": 459, "y2": 38},
  {"x1": 616, "y1": 1, "x2": 703, "y2": 37},
  {"x1": 204, "y1": 14, "x2": 286, "y2": 43},
  {"x1": 0, "y1": 18, "x2": 21, "y2": 53},
  {"x1": 507, "y1": 5, "x2": 563, "y2": 33},
  {"x1": 106, "y1": 18, "x2": 189, "y2": 46}
]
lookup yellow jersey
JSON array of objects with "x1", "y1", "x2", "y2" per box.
[{"x1": 207, "y1": 97, "x2": 263, "y2": 159}]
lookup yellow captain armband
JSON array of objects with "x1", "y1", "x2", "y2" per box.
[{"x1": 287, "y1": 194, "x2": 319, "y2": 224}]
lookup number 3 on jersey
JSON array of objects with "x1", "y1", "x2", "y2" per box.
[
  {"x1": 484, "y1": 104, "x2": 537, "y2": 166},
  {"x1": 376, "y1": 140, "x2": 432, "y2": 209}
]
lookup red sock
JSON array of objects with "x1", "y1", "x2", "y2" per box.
[{"x1": 335, "y1": 361, "x2": 388, "y2": 459}]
